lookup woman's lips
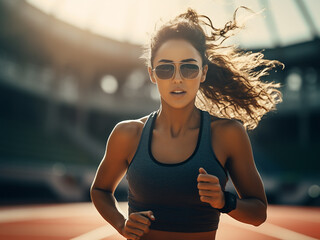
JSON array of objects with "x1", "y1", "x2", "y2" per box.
[{"x1": 170, "y1": 90, "x2": 186, "y2": 95}]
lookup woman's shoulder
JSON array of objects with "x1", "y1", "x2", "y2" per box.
[
  {"x1": 111, "y1": 114, "x2": 150, "y2": 141},
  {"x1": 101, "y1": 114, "x2": 151, "y2": 167},
  {"x1": 209, "y1": 115, "x2": 249, "y2": 158},
  {"x1": 209, "y1": 114, "x2": 246, "y2": 136}
]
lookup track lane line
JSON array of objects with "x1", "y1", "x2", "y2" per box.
[
  {"x1": 222, "y1": 216, "x2": 318, "y2": 240},
  {"x1": 0, "y1": 203, "x2": 96, "y2": 223},
  {"x1": 70, "y1": 225, "x2": 118, "y2": 240}
]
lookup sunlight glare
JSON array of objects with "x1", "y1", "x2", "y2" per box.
[{"x1": 26, "y1": 0, "x2": 315, "y2": 48}]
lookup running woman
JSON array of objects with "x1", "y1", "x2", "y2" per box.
[{"x1": 91, "y1": 7, "x2": 283, "y2": 240}]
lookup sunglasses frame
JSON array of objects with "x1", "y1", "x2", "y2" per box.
[{"x1": 152, "y1": 61, "x2": 202, "y2": 80}]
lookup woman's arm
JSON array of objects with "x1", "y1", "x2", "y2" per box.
[
  {"x1": 222, "y1": 120, "x2": 267, "y2": 226},
  {"x1": 198, "y1": 119, "x2": 267, "y2": 226},
  {"x1": 90, "y1": 188, "x2": 127, "y2": 232},
  {"x1": 90, "y1": 122, "x2": 132, "y2": 232},
  {"x1": 91, "y1": 120, "x2": 154, "y2": 239}
]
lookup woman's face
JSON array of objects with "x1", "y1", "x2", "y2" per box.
[{"x1": 148, "y1": 39, "x2": 208, "y2": 109}]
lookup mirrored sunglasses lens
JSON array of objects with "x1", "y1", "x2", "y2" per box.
[
  {"x1": 155, "y1": 65, "x2": 174, "y2": 79},
  {"x1": 181, "y1": 64, "x2": 199, "y2": 79}
]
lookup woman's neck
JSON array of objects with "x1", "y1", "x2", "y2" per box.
[{"x1": 156, "y1": 103, "x2": 201, "y2": 138}]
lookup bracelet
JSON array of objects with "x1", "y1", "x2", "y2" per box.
[{"x1": 218, "y1": 191, "x2": 237, "y2": 213}]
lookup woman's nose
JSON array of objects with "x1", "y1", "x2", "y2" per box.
[{"x1": 172, "y1": 66, "x2": 183, "y2": 83}]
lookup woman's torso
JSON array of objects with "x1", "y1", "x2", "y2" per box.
[
  {"x1": 127, "y1": 112, "x2": 229, "y2": 169},
  {"x1": 125, "y1": 110, "x2": 230, "y2": 240},
  {"x1": 139, "y1": 229, "x2": 216, "y2": 240}
]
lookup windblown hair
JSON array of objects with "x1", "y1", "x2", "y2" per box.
[{"x1": 140, "y1": 7, "x2": 283, "y2": 130}]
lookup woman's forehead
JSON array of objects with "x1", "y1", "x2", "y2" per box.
[{"x1": 153, "y1": 39, "x2": 202, "y2": 63}]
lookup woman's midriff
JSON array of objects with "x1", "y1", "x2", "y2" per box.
[{"x1": 138, "y1": 229, "x2": 217, "y2": 240}]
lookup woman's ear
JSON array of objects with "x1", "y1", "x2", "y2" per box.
[
  {"x1": 200, "y1": 64, "x2": 208, "y2": 83},
  {"x1": 148, "y1": 67, "x2": 157, "y2": 84}
]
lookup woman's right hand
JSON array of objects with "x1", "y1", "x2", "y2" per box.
[{"x1": 120, "y1": 211, "x2": 155, "y2": 240}]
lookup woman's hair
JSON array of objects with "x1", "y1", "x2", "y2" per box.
[{"x1": 140, "y1": 7, "x2": 283, "y2": 130}]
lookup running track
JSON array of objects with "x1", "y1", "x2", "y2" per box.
[{"x1": 0, "y1": 202, "x2": 319, "y2": 240}]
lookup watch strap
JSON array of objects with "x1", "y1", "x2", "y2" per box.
[{"x1": 218, "y1": 191, "x2": 237, "y2": 213}]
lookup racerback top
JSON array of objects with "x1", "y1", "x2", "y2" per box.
[{"x1": 126, "y1": 109, "x2": 228, "y2": 232}]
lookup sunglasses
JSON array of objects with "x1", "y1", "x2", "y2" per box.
[{"x1": 152, "y1": 62, "x2": 201, "y2": 80}]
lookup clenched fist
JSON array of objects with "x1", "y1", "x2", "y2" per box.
[
  {"x1": 197, "y1": 167, "x2": 225, "y2": 209},
  {"x1": 120, "y1": 211, "x2": 155, "y2": 240}
]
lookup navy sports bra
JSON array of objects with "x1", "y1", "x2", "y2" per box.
[{"x1": 126, "y1": 110, "x2": 228, "y2": 232}]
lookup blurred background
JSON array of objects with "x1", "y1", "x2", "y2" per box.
[{"x1": 0, "y1": 0, "x2": 319, "y2": 207}]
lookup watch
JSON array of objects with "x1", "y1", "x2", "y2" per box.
[{"x1": 218, "y1": 191, "x2": 237, "y2": 213}]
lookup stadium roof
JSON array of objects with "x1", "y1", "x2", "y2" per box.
[{"x1": 26, "y1": 0, "x2": 320, "y2": 49}]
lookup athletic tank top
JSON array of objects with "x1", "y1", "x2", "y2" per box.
[{"x1": 126, "y1": 110, "x2": 228, "y2": 232}]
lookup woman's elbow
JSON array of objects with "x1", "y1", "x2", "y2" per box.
[
  {"x1": 252, "y1": 205, "x2": 267, "y2": 226},
  {"x1": 90, "y1": 186, "x2": 95, "y2": 202},
  {"x1": 253, "y1": 214, "x2": 266, "y2": 226},
  {"x1": 90, "y1": 186, "x2": 101, "y2": 202}
]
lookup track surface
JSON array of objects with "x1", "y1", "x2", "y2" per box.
[{"x1": 0, "y1": 202, "x2": 319, "y2": 240}]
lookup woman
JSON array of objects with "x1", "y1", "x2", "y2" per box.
[{"x1": 91, "y1": 7, "x2": 283, "y2": 240}]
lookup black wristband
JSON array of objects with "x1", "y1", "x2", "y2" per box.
[{"x1": 218, "y1": 191, "x2": 237, "y2": 213}]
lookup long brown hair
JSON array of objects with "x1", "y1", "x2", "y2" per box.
[{"x1": 140, "y1": 7, "x2": 283, "y2": 130}]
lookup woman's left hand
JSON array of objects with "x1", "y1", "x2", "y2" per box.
[{"x1": 197, "y1": 167, "x2": 225, "y2": 209}]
